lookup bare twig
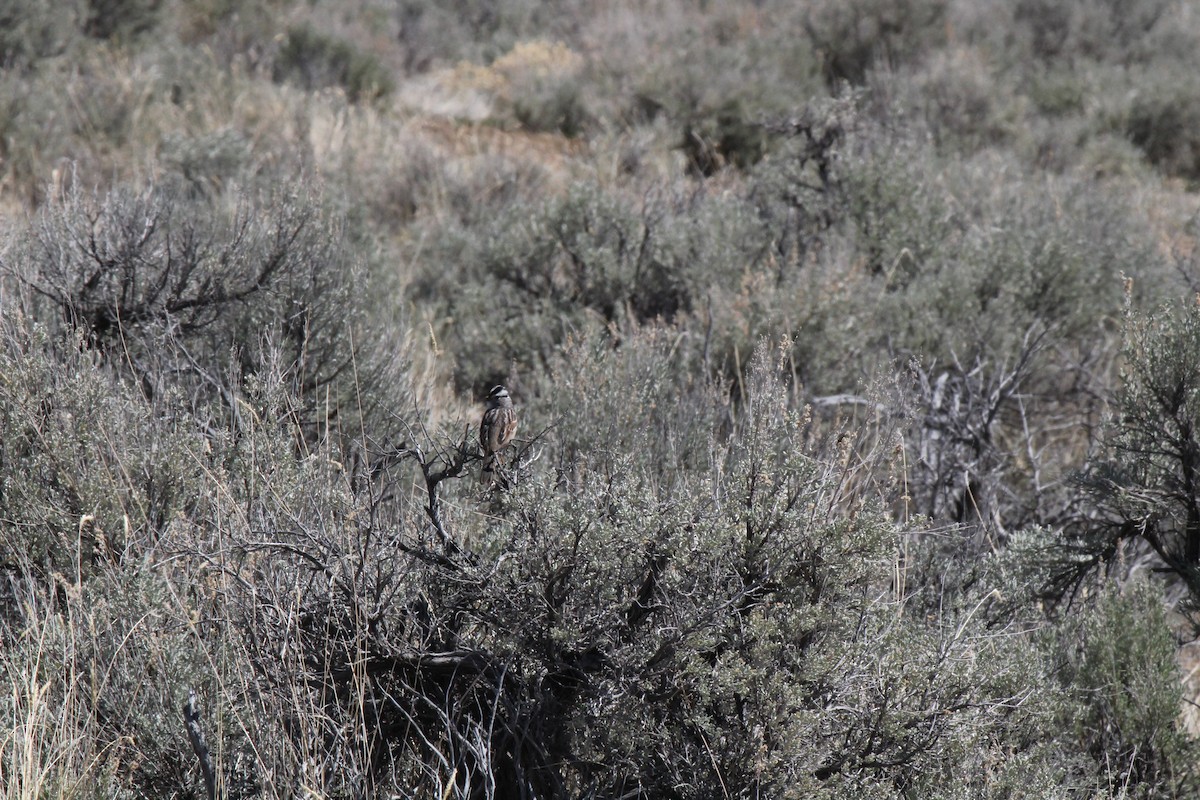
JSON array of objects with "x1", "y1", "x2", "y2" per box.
[
  {"x1": 395, "y1": 426, "x2": 473, "y2": 551},
  {"x1": 183, "y1": 688, "x2": 219, "y2": 800}
]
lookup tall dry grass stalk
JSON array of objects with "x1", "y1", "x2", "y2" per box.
[{"x1": 1, "y1": 592, "x2": 117, "y2": 800}]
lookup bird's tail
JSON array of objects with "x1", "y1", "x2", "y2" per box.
[{"x1": 480, "y1": 454, "x2": 496, "y2": 485}]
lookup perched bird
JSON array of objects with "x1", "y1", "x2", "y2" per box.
[{"x1": 479, "y1": 384, "x2": 518, "y2": 484}]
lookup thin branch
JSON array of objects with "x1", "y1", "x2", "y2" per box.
[{"x1": 182, "y1": 689, "x2": 219, "y2": 800}]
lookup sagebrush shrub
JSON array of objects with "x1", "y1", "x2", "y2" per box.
[
  {"x1": 627, "y1": 15, "x2": 822, "y2": 175},
  {"x1": 1061, "y1": 580, "x2": 1198, "y2": 796},
  {"x1": 273, "y1": 24, "x2": 394, "y2": 102},
  {"x1": 82, "y1": 0, "x2": 162, "y2": 41},
  {"x1": 803, "y1": 0, "x2": 947, "y2": 86},
  {"x1": 1011, "y1": 0, "x2": 1180, "y2": 65},
  {"x1": 1075, "y1": 301, "x2": 1200, "y2": 599},
  {"x1": 414, "y1": 181, "x2": 697, "y2": 391},
  {"x1": 0, "y1": 0, "x2": 83, "y2": 70},
  {"x1": 1124, "y1": 65, "x2": 1200, "y2": 183},
  {"x1": 0, "y1": 320, "x2": 205, "y2": 575},
  {"x1": 2, "y1": 178, "x2": 388, "y2": 439}
]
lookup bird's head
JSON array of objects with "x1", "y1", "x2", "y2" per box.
[{"x1": 487, "y1": 385, "x2": 512, "y2": 408}]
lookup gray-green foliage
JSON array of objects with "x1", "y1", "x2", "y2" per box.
[
  {"x1": 0, "y1": 531, "x2": 250, "y2": 799},
  {"x1": 1078, "y1": 302, "x2": 1200, "y2": 598},
  {"x1": 805, "y1": 139, "x2": 1159, "y2": 535},
  {"x1": 834, "y1": 141, "x2": 1148, "y2": 366},
  {"x1": 962, "y1": 0, "x2": 1200, "y2": 181},
  {"x1": 0, "y1": 0, "x2": 84, "y2": 70},
  {"x1": 419, "y1": 109, "x2": 1160, "y2": 401},
  {"x1": 411, "y1": 99, "x2": 852, "y2": 395},
  {"x1": 0, "y1": 298, "x2": 1185, "y2": 796},
  {"x1": 0, "y1": 321, "x2": 204, "y2": 575},
  {"x1": 642, "y1": 24, "x2": 821, "y2": 174},
  {"x1": 546, "y1": 333, "x2": 727, "y2": 477},
  {"x1": 1008, "y1": 0, "x2": 1181, "y2": 66},
  {"x1": 1059, "y1": 580, "x2": 1197, "y2": 796},
  {"x1": 0, "y1": 0, "x2": 160, "y2": 72},
  {"x1": 1123, "y1": 62, "x2": 1200, "y2": 184},
  {"x1": 417, "y1": 180, "x2": 775, "y2": 391},
  {"x1": 449, "y1": 342, "x2": 1060, "y2": 796},
  {"x1": 0, "y1": 276, "x2": 1195, "y2": 798},
  {"x1": 2, "y1": 179, "x2": 388, "y2": 436},
  {"x1": 394, "y1": 0, "x2": 574, "y2": 72},
  {"x1": 4, "y1": 0, "x2": 1200, "y2": 795},
  {"x1": 273, "y1": 23, "x2": 394, "y2": 102},
  {"x1": 82, "y1": 0, "x2": 162, "y2": 42},
  {"x1": 803, "y1": 0, "x2": 948, "y2": 86}
]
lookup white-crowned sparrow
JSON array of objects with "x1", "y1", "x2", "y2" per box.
[{"x1": 479, "y1": 384, "x2": 518, "y2": 484}]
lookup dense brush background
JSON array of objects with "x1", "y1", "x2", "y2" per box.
[{"x1": 5, "y1": 0, "x2": 1200, "y2": 797}]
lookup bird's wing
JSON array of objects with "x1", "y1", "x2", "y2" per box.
[{"x1": 500, "y1": 410, "x2": 517, "y2": 447}]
